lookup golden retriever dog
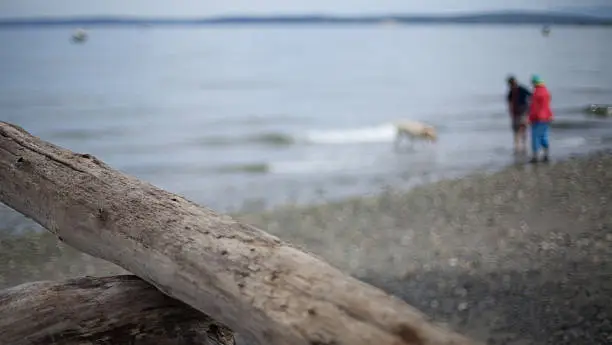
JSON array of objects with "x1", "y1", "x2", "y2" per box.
[{"x1": 393, "y1": 120, "x2": 438, "y2": 150}]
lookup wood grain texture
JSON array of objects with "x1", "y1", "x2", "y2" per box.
[
  {"x1": 0, "y1": 275, "x2": 235, "y2": 345},
  {"x1": 0, "y1": 121, "x2": 480, "y2": 345}
]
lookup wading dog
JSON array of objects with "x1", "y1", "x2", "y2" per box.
[{"x1": 393, "y1": 120, "x2": 438, "y2": 150}]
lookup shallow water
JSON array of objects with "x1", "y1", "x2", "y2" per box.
[{"x1": 1, "y1": 25, "x2": 611, "y2": 214}]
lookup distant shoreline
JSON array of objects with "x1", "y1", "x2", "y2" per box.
[{"x1": 1, "y1": 11, "x2": 611, "y2": 28}]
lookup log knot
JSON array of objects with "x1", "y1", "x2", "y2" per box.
[
  {"x1": 14, "y1": 156, "x2": 33, "y2": 171},
  {"x1": 98, "y1": 207, "x2": 110, "y2": 222},
  {"x1": 394, "y1": 324, "x2": 424, "y2": 345},
  {"x1": 77, "y1": 152, "x2": 107, "y2": 168}
]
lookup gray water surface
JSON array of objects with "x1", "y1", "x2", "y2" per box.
[{"x1": 1, "y1": 25, "x2": 611, "y2": 214}]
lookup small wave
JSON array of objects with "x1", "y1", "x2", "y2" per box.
[
  {"x1": 269, "y1": 159, "x2": 349, "y2": 174},
  {"x1": 555, "y1": 137, "x2": 587, "y2": 149},
  {"x1": 196, "y1": 123, "x2": 401, "y2": 148},
  {"x1": 216, "y1": 159, "x2": 354, "y2": 175},
  {"x1": 304, "y1": 123, "x2": 396, "y2": 145},
  {"x1": 214, "y1": 163, "x2": 270, "y2": 174},
  {"x1": 193, "y1": 132, "x2": 296, "y2": 147},
  {"x1": 123, "y1": 162, "x2": 271, "y2": 176},
  {"x1": 551, "y1": 120, "x2": 607, "y2": 130},
  {"x1": 44, "y1": 127, "x2": 126, "y2": 141},
  {"x1": 251, "y1": 133, "x2": 296, "y2": 146},
  {"x1": 553, "y1": 105, "x2": 596, "y2": 116}
]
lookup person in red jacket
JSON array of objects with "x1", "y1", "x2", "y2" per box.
[{"x1": 528, "y1": 75, "x2": 553, "y2": 163}]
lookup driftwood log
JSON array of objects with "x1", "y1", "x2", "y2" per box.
[
  {"x1": 0, "y1": 121, "x2": 480, "y2": 345},
  {"x1": 0, "y1": 275, "x2": 235, "y2": 345}
]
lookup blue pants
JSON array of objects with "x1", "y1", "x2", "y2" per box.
[{"x1": 531, "y1": 122, "x2": 550, "y2": 154}]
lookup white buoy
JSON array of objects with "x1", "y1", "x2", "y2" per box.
[{"x1": 71, "y1": 28, "x2": 88, "y2": 43}]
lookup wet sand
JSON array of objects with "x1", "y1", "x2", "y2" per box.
[{"x1": 2, "y1": 151, "x2": 612, "y2": 344}]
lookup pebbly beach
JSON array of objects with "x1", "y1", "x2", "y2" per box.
[{"x1": 1, "y1": 150, "x2": 612, "y2": 344}]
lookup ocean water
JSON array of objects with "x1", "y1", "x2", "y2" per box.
[{"x1": 1, "y1": 25, "x2": 611, "y2": 215}]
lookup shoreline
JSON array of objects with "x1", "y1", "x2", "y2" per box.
[
  {"x1": 1, "y1": 149, "x2": 611, "y2": 344},
  {"x1": 238, "y1": 149, "x2": 612, "y2": 271},
  {"x1": 1, "y1": 11, "x2": 612, "y2": 27}
]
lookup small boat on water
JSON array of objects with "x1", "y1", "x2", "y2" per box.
[
  {"x1": 71, "y1": 28, "x2": 88, "y2": 43},
  {"x1": 541, "y1": 25, "x2": 551, "y2": 37}
]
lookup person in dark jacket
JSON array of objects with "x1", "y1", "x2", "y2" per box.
[{"x1": 506, "y1": 76, "x2": 532, "y2": 153}]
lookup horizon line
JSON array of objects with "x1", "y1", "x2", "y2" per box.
[{"x1": 1, "y1": 9, "x2": 610, "y2": 21}]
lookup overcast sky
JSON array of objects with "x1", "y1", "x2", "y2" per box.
[{"x1": 0, "y1": 0, "x2": 607, "y2": 18}]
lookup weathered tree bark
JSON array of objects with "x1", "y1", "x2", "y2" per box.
[
  {"x1": 0, "y1": 275, "x2": 235, "y2": 345},
  {"x1": 0, "y1": 122, "x2": 480, "y2": 345}
]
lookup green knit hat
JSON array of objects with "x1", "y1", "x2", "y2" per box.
[{"x1": 531, "y1": 74, "x2": 544, "y2": 85}]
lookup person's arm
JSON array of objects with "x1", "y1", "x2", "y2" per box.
[
  {"x1": 507, "y1": 91, "x2": 514, "y2": 116},
  {"x1": 523, "y1": 86, "x2": 532, "y2": 97},
  {"x1": 520, "y1": 87, "x2": 532, "y2": 107},
  {"x1": 547, "y1": 91, "x2": 554, "y2": 121}
]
